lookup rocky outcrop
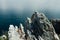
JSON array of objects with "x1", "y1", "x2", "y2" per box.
[
  {"x1": 8, "y1": 25, "x2": 20, "y2": 40},
  {"x1": 8, "y1": 11, "x2": 60, "y2": 40},
  {"x1": 50, "y1": 19, "x2": 60, "y2": 34},
  {"x1": 25, "y1": 12, "x2": 60, "y2": 40}
]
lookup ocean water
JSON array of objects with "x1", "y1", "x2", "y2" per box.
[{"x1": 0, "y1": 10, "x2": 32, "y2": 35}]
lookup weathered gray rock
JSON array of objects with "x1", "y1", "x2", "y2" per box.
[
  {"x1": 31, "y1": 12, "x2": 60, "y2": 40},
  {"x1": 25, "y1": 12, "x2": 60, "y2": 40},
  {"x1": 8, "y1": 11, "x2": 60, "y2": 40}
]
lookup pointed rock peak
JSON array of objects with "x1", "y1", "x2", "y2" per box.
[
  {"x1": 20, "y1": 23, "x2": 25, "y2": 33},
  {"x1": 27, "y1": 17, "x2": 31, "y2": 23},
  {"x1": 33, "y1": 11, "x2": 39, "y2": 17},
  {"x1": 20, "y1": 23, "x2": 24, "y2": 28},
  {"x1": 31, "y1": 11, "x2": 44, "y2": 20},
  {"x1": 15, "y1": 26, "x2": 18, "y2": 31},
  {"x1": 27, "y1": 17, "x2": 31, "y2": 21},
  {"x1": 15, "y1": 26, "x2": 18, "y2": 29},
  {"x1": 9, "y1": 25, "x2": 14, "y2": 30},
  {"x1": 35, "y1": 11, "x2": 43, "y2": 15}
]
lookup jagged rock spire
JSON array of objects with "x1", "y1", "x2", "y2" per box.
[
  {"x1": 27, "y1": 17, "x2": 32, "y2": 23},
  {"x1": 20, "y1": 23, "x2": 25, "y2": 34},
  {"x1": 15, "y1": 26, "x2": 18, "y2": 32},
  {"x1": 31, "y1": 11, "x2": 60, "y2": 40},
  {"x1": 25, "y1": 17, "x2": 32, "y2": 31},
  {"x1": 8, "y1": 25, "x2": 20, "y2": 40},
  {"x1": 8, "y1": 11, "x2": 60, "y2": 40},
  {"x1": 9, "y1": 25, "x2": 15, "y2": 31}
]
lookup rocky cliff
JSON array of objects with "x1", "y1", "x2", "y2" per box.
[
  {"x1": 25, "y1": 12, "x2": 60, "y2": 40},
  {"x1": 8, "y1": 12, "x2": 60, "y2": 40}
]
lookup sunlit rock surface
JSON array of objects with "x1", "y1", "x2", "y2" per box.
[
  {"x1": 8, "y1": 12, "x2": 60, "y2": 40},
  {"x1": 8, "y1": 25, "x2": 25, "y2": 40},
  {"x1": 8, "y1": 25, "x2": 20, "y2": 40}
]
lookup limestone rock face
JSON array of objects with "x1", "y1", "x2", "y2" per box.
[
  {"x1": 25, "y1": 12, "x2": 60, "y2": 40},
  {"x1": 30, "y1": 12, "x2": 60, "y2": 40},
  {"x1": 8, "y1": 25, "x2": 20, "y2": 40},
  {"x1": 8, "y1": 12, "x2": 60, "y2": 40}
]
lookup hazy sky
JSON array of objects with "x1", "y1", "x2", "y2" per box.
[
  {"x1": 0, "y1": 0, "x2": 60, "y2": 11},
  {"x1": 0, "y1": 0, "x2": 60, "y2": 18}
]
